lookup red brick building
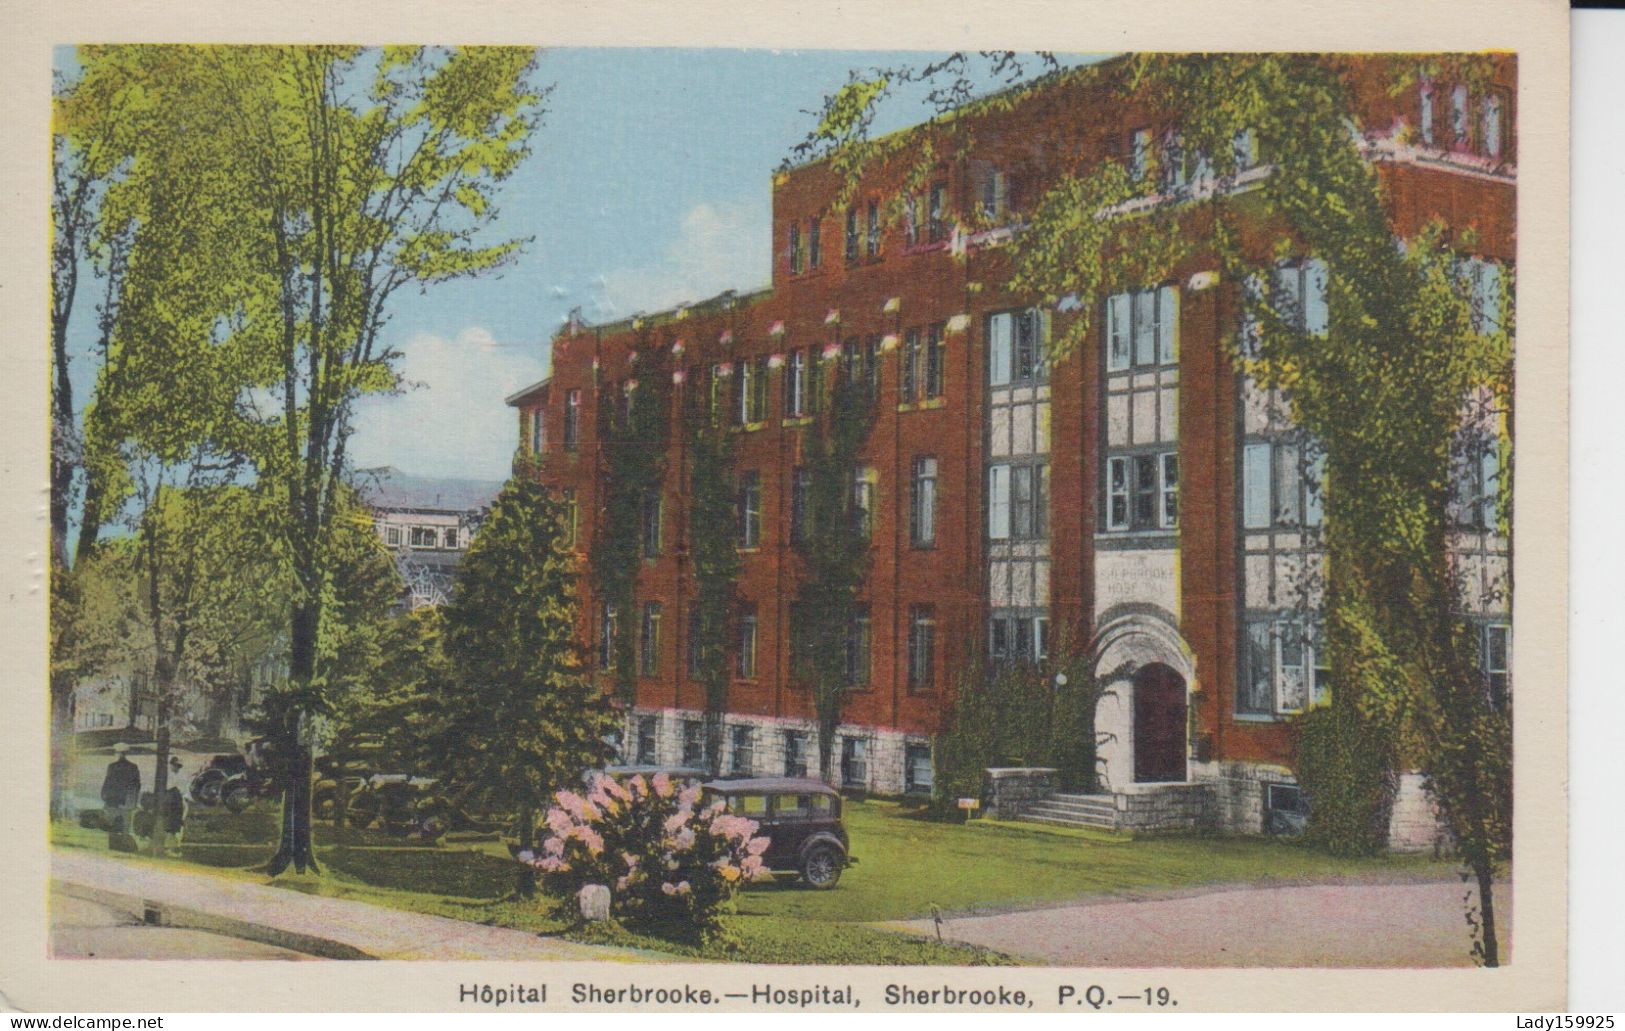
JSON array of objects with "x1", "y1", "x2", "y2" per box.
[{"x1": 507, "y1": 54, "x2": 1514, "y2": 836}]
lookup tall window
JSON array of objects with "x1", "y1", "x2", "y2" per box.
[
  {"x1": 597, "y1": 601, "x2": 618, "y2": 670},
  {"x1": 904, "y1": 743, "x2": 933, "y2": 794},
  {"x1": 844, "y1": 208, "x2": 859, "y2": 263},
  {"x1": 1482, "y1": 92, "x2": 1504, "y2": 159},
  {"x1": 865, "y1": 200, "x2": 880, "y2": 257},
  {"x1": 639, "y1": 602, "x2": 662, "y2": 677},
  {"x1": 789, "y1": 223, "x2": 803, "y2": 274},
  {"x1": 979, "y1": 167, "x2": 1009, "y2": 220},
  {"x1": 901, "y1": 328, "x2": 921, "y2": 402},
  {"x1": 640, "y1": 490, "x2": 661, "y2": 557},
  {"x1": 730, "y1": 725, "x2": 754, "y2": 775},
  {"x1": 840, "y1": 737, "x2": 869, "y2": 789},
  {"x1": 738, "y1": 471, "x2": 761, "y2": 547},
  {"x1": 785, "y1": 350, "x2": 807, "y2": 417},
  {"x1": 1483, "y1": 623, "x2": 1510, "y2": 711},
  {"x1": 561, "y1": 488, "x2": 578, "y2": 546},
  {"x1": 845, "y1": 606, "x2": 872, "y2": 688},
  {"x1": 1452, "y1": 433, "x2": 1503, "y2": 531},
  {"x1": 735, "y1": 358, "x2": 752, "y2": 425},
  {"x1": 564, "y1": 389, "x2": 581, "y2": 449},
  {"x1": 910, "y1": 456, "x2": 937, "y2": 547},
  {"x1": 1274, "y1": 259, "x2": 1330, "y2": 338},
  {"x1": 682, "y1": 719, "x2": 705, "y2": 767},
  {"x1": 924, "y1": 323, "x2": 945, "y2": 399},
  {"x1": 750, "y1": 356, "x2": 769, "y2": 422},
  {"x1": 989, "y1": 461, "x2": 1049, "y2": 539},
  {"x1": 808, "y1": 217, "x2": 822, "y2": 269},
  {"x1": 783, "y1": 730, "x2": 809, "y2": 777},
  {"x1": 1130, "y1": 127, "x2": 1151, "y2": 182},
  {"x1": 1105, "y1": 286, "x2": 1178, "y2": 371},
  {"x1": 1242, "y1": 441, "x2": 1324, "y2": 530},
  {"x1": 988, "y1": 308, "x2": 1049, "y2": 387},
  {"x1": 1451, "y1": 83, "x2": 1470, "y2": 147},
  {"x1": 1458, "y1": 256, "x2": 1505, "y2": 336},
  {"x1": 790, "y1": 466, "x2": 810, "y2": 546},
  {"x1": 529, "y1": 408, "x2": 545, "y2": 453},
  {"x1": 851, "y1": 466, "x2": 876, "y2": 539},
  {"x1": 636, "y1": 715, "x2": 657, "y2": 764},
  {"x1": 1419, "y1": 81, "x2": 1436, "y2": 145},
  {"x1": 686, "y1": 609, "x2": 704, "y2": 677},
  {"x1": 736, "y1": 604, "x2": 758, "y2": 678},
  {"x1": 927, "y1": 181, "x2": 948, "y2": 242},
  {"x1": 907, "y1": 605, "x2": 936, "y2": 692},
  {"x1": 1240, "y1": 618, "x2": 1327, "y2": 717}
]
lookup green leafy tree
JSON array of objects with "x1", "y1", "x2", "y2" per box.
[
  {"x1": 792, "y1": 356, "x2": 876, "y2": 784},
  {"x1": 435, "y1": 478, "x2": 619, "y2": 853}
]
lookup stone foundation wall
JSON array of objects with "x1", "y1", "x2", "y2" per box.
[
  {"x1": 1387, "y1": 773, "x2": 1454, "y2": 854},
  {"x1": 1114, "y1": 784, "x2": 1217, "y2": 832},
  {"x1": 982, "y1": 767, "x2": 1058, "y2": 819},
  {"x1": 1190, "y1": 760, "x2": 1299, "y2": 835},
  {"x1": 623, "y1": 708, "x2": 931, "y2": 796}
]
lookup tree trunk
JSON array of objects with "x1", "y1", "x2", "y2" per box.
[
  {"x1": 149, "y1": 707, "x2": 170, "y2": 857},
  {"x1": 268, "y1": 603, "x2": 320, "y2": 876},
  {"x1": 1475, "y1": 859, "x2": 1500, "y2": 967},
  {"x1": 514, "y1": 806, "x2": 536, "y2": 899}
]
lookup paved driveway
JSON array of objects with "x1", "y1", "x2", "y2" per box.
[{"x1": 889, "y1": 880, "x2": 1510, "y2": 967}]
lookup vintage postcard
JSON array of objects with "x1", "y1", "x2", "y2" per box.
[{"x1": 0, "y1": 0, "x2": 1569, "y2": 1015}]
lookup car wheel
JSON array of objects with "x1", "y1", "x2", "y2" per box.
[
  {"x1": 221, "y1": 780, "x2": 251, "y2": 813},
  {"x1": 347, "y1": 792, "x2": 379, "y2": 829},
  {"x1": 191, "y1": 770, "x2": 226, "y2": 806},
  {"x1": 800, "y1": 843, "x2": 842, "y2": 889}
]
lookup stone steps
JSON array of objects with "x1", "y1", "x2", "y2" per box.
[{"x1": 1019, "y1": 797, "x2": 1119, "y2": 830}]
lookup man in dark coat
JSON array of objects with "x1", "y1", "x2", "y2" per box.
[{"x1": 100, "y1": 742, "x2": 142, "y2": 847}]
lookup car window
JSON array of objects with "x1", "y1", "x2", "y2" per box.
[
  {"x1": 808, "y1": 793, "x2": 834, "y2": 816},
  {"x1": 773, "y1": 794, "x2": 813, "y2": 818},
  {"x1": 728, "y1": 794, "x2": 769, "y2": 816}
]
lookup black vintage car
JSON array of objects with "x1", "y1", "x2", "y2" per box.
[{"x1": 702, "y1": 778, "x2": 853, "y2": 889}]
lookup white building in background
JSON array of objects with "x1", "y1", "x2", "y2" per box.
[{"x1": 358, "y1": 467, "x2": 502, "y2": 609}]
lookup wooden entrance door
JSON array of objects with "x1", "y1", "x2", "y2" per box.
[{"x1": 1133, "y1": 663, "x2": 1187, "y2": 783}]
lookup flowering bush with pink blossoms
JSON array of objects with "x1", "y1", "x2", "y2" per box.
[{"x1": 520, "y1": 772, "x2": 770, "y2": 939}]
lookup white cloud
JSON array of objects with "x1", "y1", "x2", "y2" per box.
[
  {"x1": 348, "y1": 326, "x2": 546, "y2": 482},
  {"x1": 594, "y1": 198, "x2": 770, "y2": 320}
]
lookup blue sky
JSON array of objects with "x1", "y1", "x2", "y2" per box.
[{"x1": 62, "y1": 49, "x2": 1099, "y2": 482}]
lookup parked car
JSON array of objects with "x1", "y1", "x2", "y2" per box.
[
  {"x1": 701, "y1": 778, "x2": 853, "y2": 889},
  {"x1": 598, "y1": 764, "x2": 710, "y2": 786},
  {"x1": 188, "y1": 753, "x2": 248, "y2": 806}
]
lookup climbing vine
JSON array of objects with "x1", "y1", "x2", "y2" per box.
[
  {"x1": 683, "y1": 356, "x2": 741, "y2": 775},
  {"x1": 590, "y1": 327, "x2": 672, "y2": 706}
]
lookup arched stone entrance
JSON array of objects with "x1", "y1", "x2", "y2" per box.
[{"x1": 1132, "y1": 663, "x2": 1188, "y2": 783}]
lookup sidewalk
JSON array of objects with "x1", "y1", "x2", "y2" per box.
[{"x1": 52, "y1": 848, "x2": 655, "y2": 961}]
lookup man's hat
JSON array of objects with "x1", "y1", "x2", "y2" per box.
[
  {"x1": 112, "y1": 742, "x2": 130, "y2": 754},
  {"x1": 169, "y1": 756, "x2": 183, "y2": 769}
]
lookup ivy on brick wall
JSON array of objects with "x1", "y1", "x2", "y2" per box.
[{"x1": 682, "y1": 366, "x2": 741, "y2": 776}]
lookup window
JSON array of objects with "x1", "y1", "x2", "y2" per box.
[
  {"x1": 738, "y1": 471, "x2": 761, "y2": 547},
  {"x1": 597, "y1": 601, "x2": 618, "y2": 670},
  {"x1": 736, "y1": 604, "x2": 758, "y2": 678},
  {"x1": 1419, "y1": 81, "x2": 1436, "y2": 145},
  {"x1": 908, "y1": 605, "x2": 936, "y2": 692},
  {"x1": 529, "y1": 408, "x2": 545, "y2": 453},
  {"x1": 845, "y1": 208, "x2": 859, "y2": 263},
  {"x1": 988, "y1": 308, "x2": 1049, "y2": 387},
  {"x1": 905, "y1": 743, "x2": 934, "y2": 794},
  {"x1": 1458, "y1": 256, "x2": 1505, "y2": 336},
  {"x1": 785, "y1": 350, "x2": 807, "y2": 417},
  {"x1": 989, "y1": 610, "x2": 1049, "y2": 666},
  {"x1": 410, "y1": 526, "x2": 437, "y2": 549},
  {"x1": 636, "y1": 716, "x2": 657, "y2": 764},
  {"x1": 841, "y1": 737, "x2": 869, "y2": 789},
  {"x1": 1451, "y1": 83, "x2": 1470, "y2": 148},
  {"x1": 927, "y1": 181, "x2": 948, "y2": 242},
  {"x1": 901, "y1": 328, "x2": 921, "y2": 402},
  {"x1": 783, "y1": 730, "x2": 809, "y2": 777},
  {"x1": 1233, "y1": 127, "x2": 1259, "y2": 170},
  {"x1": 850, "y1": 467, "x2": 875, "y2": 539},
  {"x1": 1483, "y1": 623, "x2": 1510, "y2": 711},
  {"x1": 564, "y1": 389, "x2": 581, "y2": 449},
  {"x1": 866, "y1": 199, "x2": 880, "y2": 257},
  {"x1": 1242, "y1": 440, "x2": 1323, "y2": 529},
  {"x1": 1452, "y1": 432, "x2": 1503, "y2": 531},
  {"x1": 639, "y1": 602, "x2": 662, "y2": 677},
  {"x1": 789, "y1": 223, "x2": 803, "y2": 274},
  {"x1": 808, "y1": 218, "x2": 821, "y2": 269},
  {"x1": 924, "y1": 324, "x2": 945, "y2": 399},
  {"x1": 750, "y1": 356, "x2": 769, "y2": 422},
  {"x1": 1130, "y1": 127, "x2": 1151, "y2": 182},
  {"x1": 1105, "y1": 286, "x2": 1178, "y2": 371},
  {"x1": 1482, "y1": 92, "x2": 1504, "y2": 159},
  {"x1": 1240, "y1": 618, "x2": 1328, "y2": 717},
  {"x1": 910, "y1": 456, "x2": 937, "y2": 547},
  {"x1": 443, "y1": 527, "x2": 460, "y2": 549},
  {"x1": 1274, "y1": 259, "x2": 1329, "y2": 338},
  {"x1": 562, "y1": 488, "x2": 578, "y2": 547},
  {"x1": 640, "y1": 490, "x2": 662, "y2": 557},
  {"x1": 735, "y1": 358, "x2": 752, "y2": 424},
  {"x1": 987, "y1": 464, "x2": 1010, "y2": 540},
  {"x1": 730, "y1": 725, "x2": 754, "y2": 775},
  {"x1": 979, "y1": 166, "x2": 1010, "y2": 221},
  {"x1": 682, "y1": 719, "x2": 705, "y2": 767},
  {"x1": 790, "y1": 466, "x2": 810, "y2": 546},
  {"x1": 1161, "y1": 129, "x2": 1187, "y2": 191},
  {"x1": 845, "y1": 606, "x2": 872, "y2": 688},
  {"x1": 1104, "y1": 452, "x2": 1176, "y2": 531},
  {"x1": 385, "y1": 526, "x2": 402, "y2": 547}
]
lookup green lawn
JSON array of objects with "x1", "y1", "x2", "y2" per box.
[{"x1": 53, "y1": 798, "x2": 1454, "y2": 965}]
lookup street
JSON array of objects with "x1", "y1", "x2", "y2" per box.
[{"x1": 49, "y1": 887, "x2": 313, "y2": 960}]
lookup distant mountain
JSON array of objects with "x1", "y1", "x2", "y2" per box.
[{"x1": 355, "y1": 466, "x2": 503, "y2": 513}]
